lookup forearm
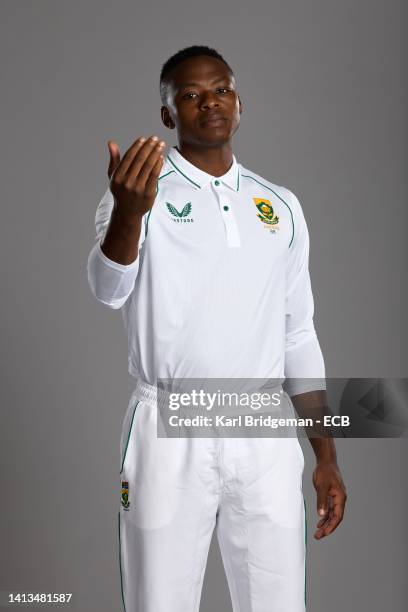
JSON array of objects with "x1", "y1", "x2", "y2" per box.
[
  {"x1": 87, "y1": 207, "x2": 144, "y2": 309},
  {"x1": 309, "y1": 437, "x2": 337, "y2": 463},
  {"x1": 100, "y1": 206, "x2": 144, "y2": 266},
  {"x1": 291, "y1": 390, "x2": 338, "y2": 464}
]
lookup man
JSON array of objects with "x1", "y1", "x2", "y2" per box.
[{"x1": 87, "y1": 45, "x2": 347, "y2": 612}]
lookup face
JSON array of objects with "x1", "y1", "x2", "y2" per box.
[{"x1": 161, "y1": 55, "x2": 243, "y2": 148}]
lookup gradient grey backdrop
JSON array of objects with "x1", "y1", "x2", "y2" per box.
[{"x1": 1, "y1": 0, "x2": 407, "y2": 610}]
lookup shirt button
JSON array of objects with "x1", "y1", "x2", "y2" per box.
[
  {"x1": 223, "y1": 205, "x2": 229, "y2": 211},
  {"x1": 214, "y1": 180, "x2": 221, "y2": 186}
]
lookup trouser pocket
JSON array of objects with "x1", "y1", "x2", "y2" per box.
[{"x1": 119, "y1": 396, "x2": 140, "y2": 475}]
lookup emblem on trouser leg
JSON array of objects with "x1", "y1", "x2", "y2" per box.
[{"x1": 121, "y1": 481, "x2": 130, "y2": 510}]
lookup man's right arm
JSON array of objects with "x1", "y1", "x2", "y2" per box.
[
  {"x1": 86, "y1": 136, "x2": 165, "y2": 309},
  {"x1": 86, "y1": 188, "x2": 145, "y2": 309}
]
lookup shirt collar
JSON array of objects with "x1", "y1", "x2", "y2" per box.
[{"x1": 166, "y1": 145, "x2": 241, "y2": 192}]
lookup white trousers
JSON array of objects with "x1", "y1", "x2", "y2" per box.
[{"x1": 118, "y1": 380, "x2": 307, "y2": 612}]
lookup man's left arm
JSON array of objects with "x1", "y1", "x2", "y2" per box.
[{"x1": 284, "y1": 190, "x2": 347, "y2": 539}]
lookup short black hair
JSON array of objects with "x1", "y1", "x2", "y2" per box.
[{"x1": 159, "y1": 45, "x2": 234, "y2": 105}]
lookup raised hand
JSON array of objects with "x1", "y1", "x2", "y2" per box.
[
  {"x1": 107, "y1": 135, "x2": 166, "y2": 221},
  {"x1": 99, "y1": 136, "x2": 166, "y2": 266}
]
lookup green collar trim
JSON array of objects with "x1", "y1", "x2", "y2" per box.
[
  {"x1": 158, "y1": 169, "x2": 175, "y2": 182},
  {"x1": 166, "y1": 155, "x2": 202, "y2": 189}
]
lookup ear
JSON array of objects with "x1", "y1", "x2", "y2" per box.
[
  {"x1": 161, "y1": 106, "x2": 175, "y2": 129},
  {"x1": 238, "y1": 96, "x2": 243, "y2": 114}
]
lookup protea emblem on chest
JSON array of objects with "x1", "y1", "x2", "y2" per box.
[{"x1": 253, "y1": 198, "x2": 279, "y2": 231}]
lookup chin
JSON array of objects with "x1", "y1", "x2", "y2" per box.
[{"x1": 198, "y1": 132, "x2": 232, "y2": 147}]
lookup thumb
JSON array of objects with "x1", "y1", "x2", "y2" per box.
[
  {"x1": 107, "y1": 140, "x2": 120, "y2": 179},
  {"x1": 317, "y1": 485, "x2": 330, "y2": 518}
]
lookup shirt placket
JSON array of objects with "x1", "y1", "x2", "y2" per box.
[{"x1": 211, "y1": 179, "x2": 241, "y2": 248}]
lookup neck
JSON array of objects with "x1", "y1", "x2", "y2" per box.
[{"x1": 176, "y1": 141, "x2": 234, "y2": 177}]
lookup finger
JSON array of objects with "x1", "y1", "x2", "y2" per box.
[
  {"x1": 317, "y1": 516, "x2": 327, "y2": 528},
  {"x1": 319, "y1": 512, "x2": 340, "y2": 537},
  {"x1": 125, "y1": 136, "x2": 162, "y2": 181},
  {"x1": 135, "y1": 140, "x2": 166, "y2": 187},
  {"x1": 316, "y1": 485, "x2": 330, "y2": 519},
  {"x1": 114, "y1": 136, "x2": 148, "y2": 180},
  {"x1": 328, "y1": 487, "x2": 347, "y2": 518},
  {"x1": 314, "y1": 508, "x2": 333, "y2": 539},
  {"x1": 316, "y1": 505, "x2": 332, "y2": 530},
  {"x1": 317, "y1": 495, "x2": 346, "y2": 538},
  {"x1": 324, "y1": 495, "x2": 346, "y2": 532},
  {"x1": 144, "y1": 153, "x2": 165, "y2": 196},
  {"x1": 126, "y1": 141, "x2": 164, "y2": 192},
  {"x1": 107, "y1": 140, "x2": 121, "y2": 179}
]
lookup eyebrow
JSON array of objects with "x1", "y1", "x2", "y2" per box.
[{"x1": 177, "y1": 77, "x2": 232, "y2": 88}]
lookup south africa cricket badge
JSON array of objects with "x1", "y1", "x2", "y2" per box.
[
  {"x1": 121, "y1": 481, "x2": 130, "y2": 510},
  {"x1": 253, "y1": 198, "x2": 280, "y2": 233}
]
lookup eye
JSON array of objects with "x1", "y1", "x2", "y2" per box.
[
  {"x1": 182, "y1": 92, "x2": 198, "y2": 100},
  {"x1": 217, "y1": 88, "x2": 229, "y2": 94}
]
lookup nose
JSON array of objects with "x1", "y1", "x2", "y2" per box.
[{"x1": 199, "y1": 91, "x2": 220, "y2": 111}]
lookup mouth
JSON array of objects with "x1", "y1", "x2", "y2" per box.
[{"x1": 200, "y1": 114, "x2": 227, "y2": 127}]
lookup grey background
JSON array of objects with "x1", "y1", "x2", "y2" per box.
[{"x1": 1, "y1": 0, "x2": 407, "y2": 610}]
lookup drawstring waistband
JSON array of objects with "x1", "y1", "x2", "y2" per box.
[{"x1": 131, "y1": 379, "x2": 169, "y2": 408}]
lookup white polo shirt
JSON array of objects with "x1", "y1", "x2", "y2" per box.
[{"x1": 87, "y1": 145, "x2": 326, "y2": 396}]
